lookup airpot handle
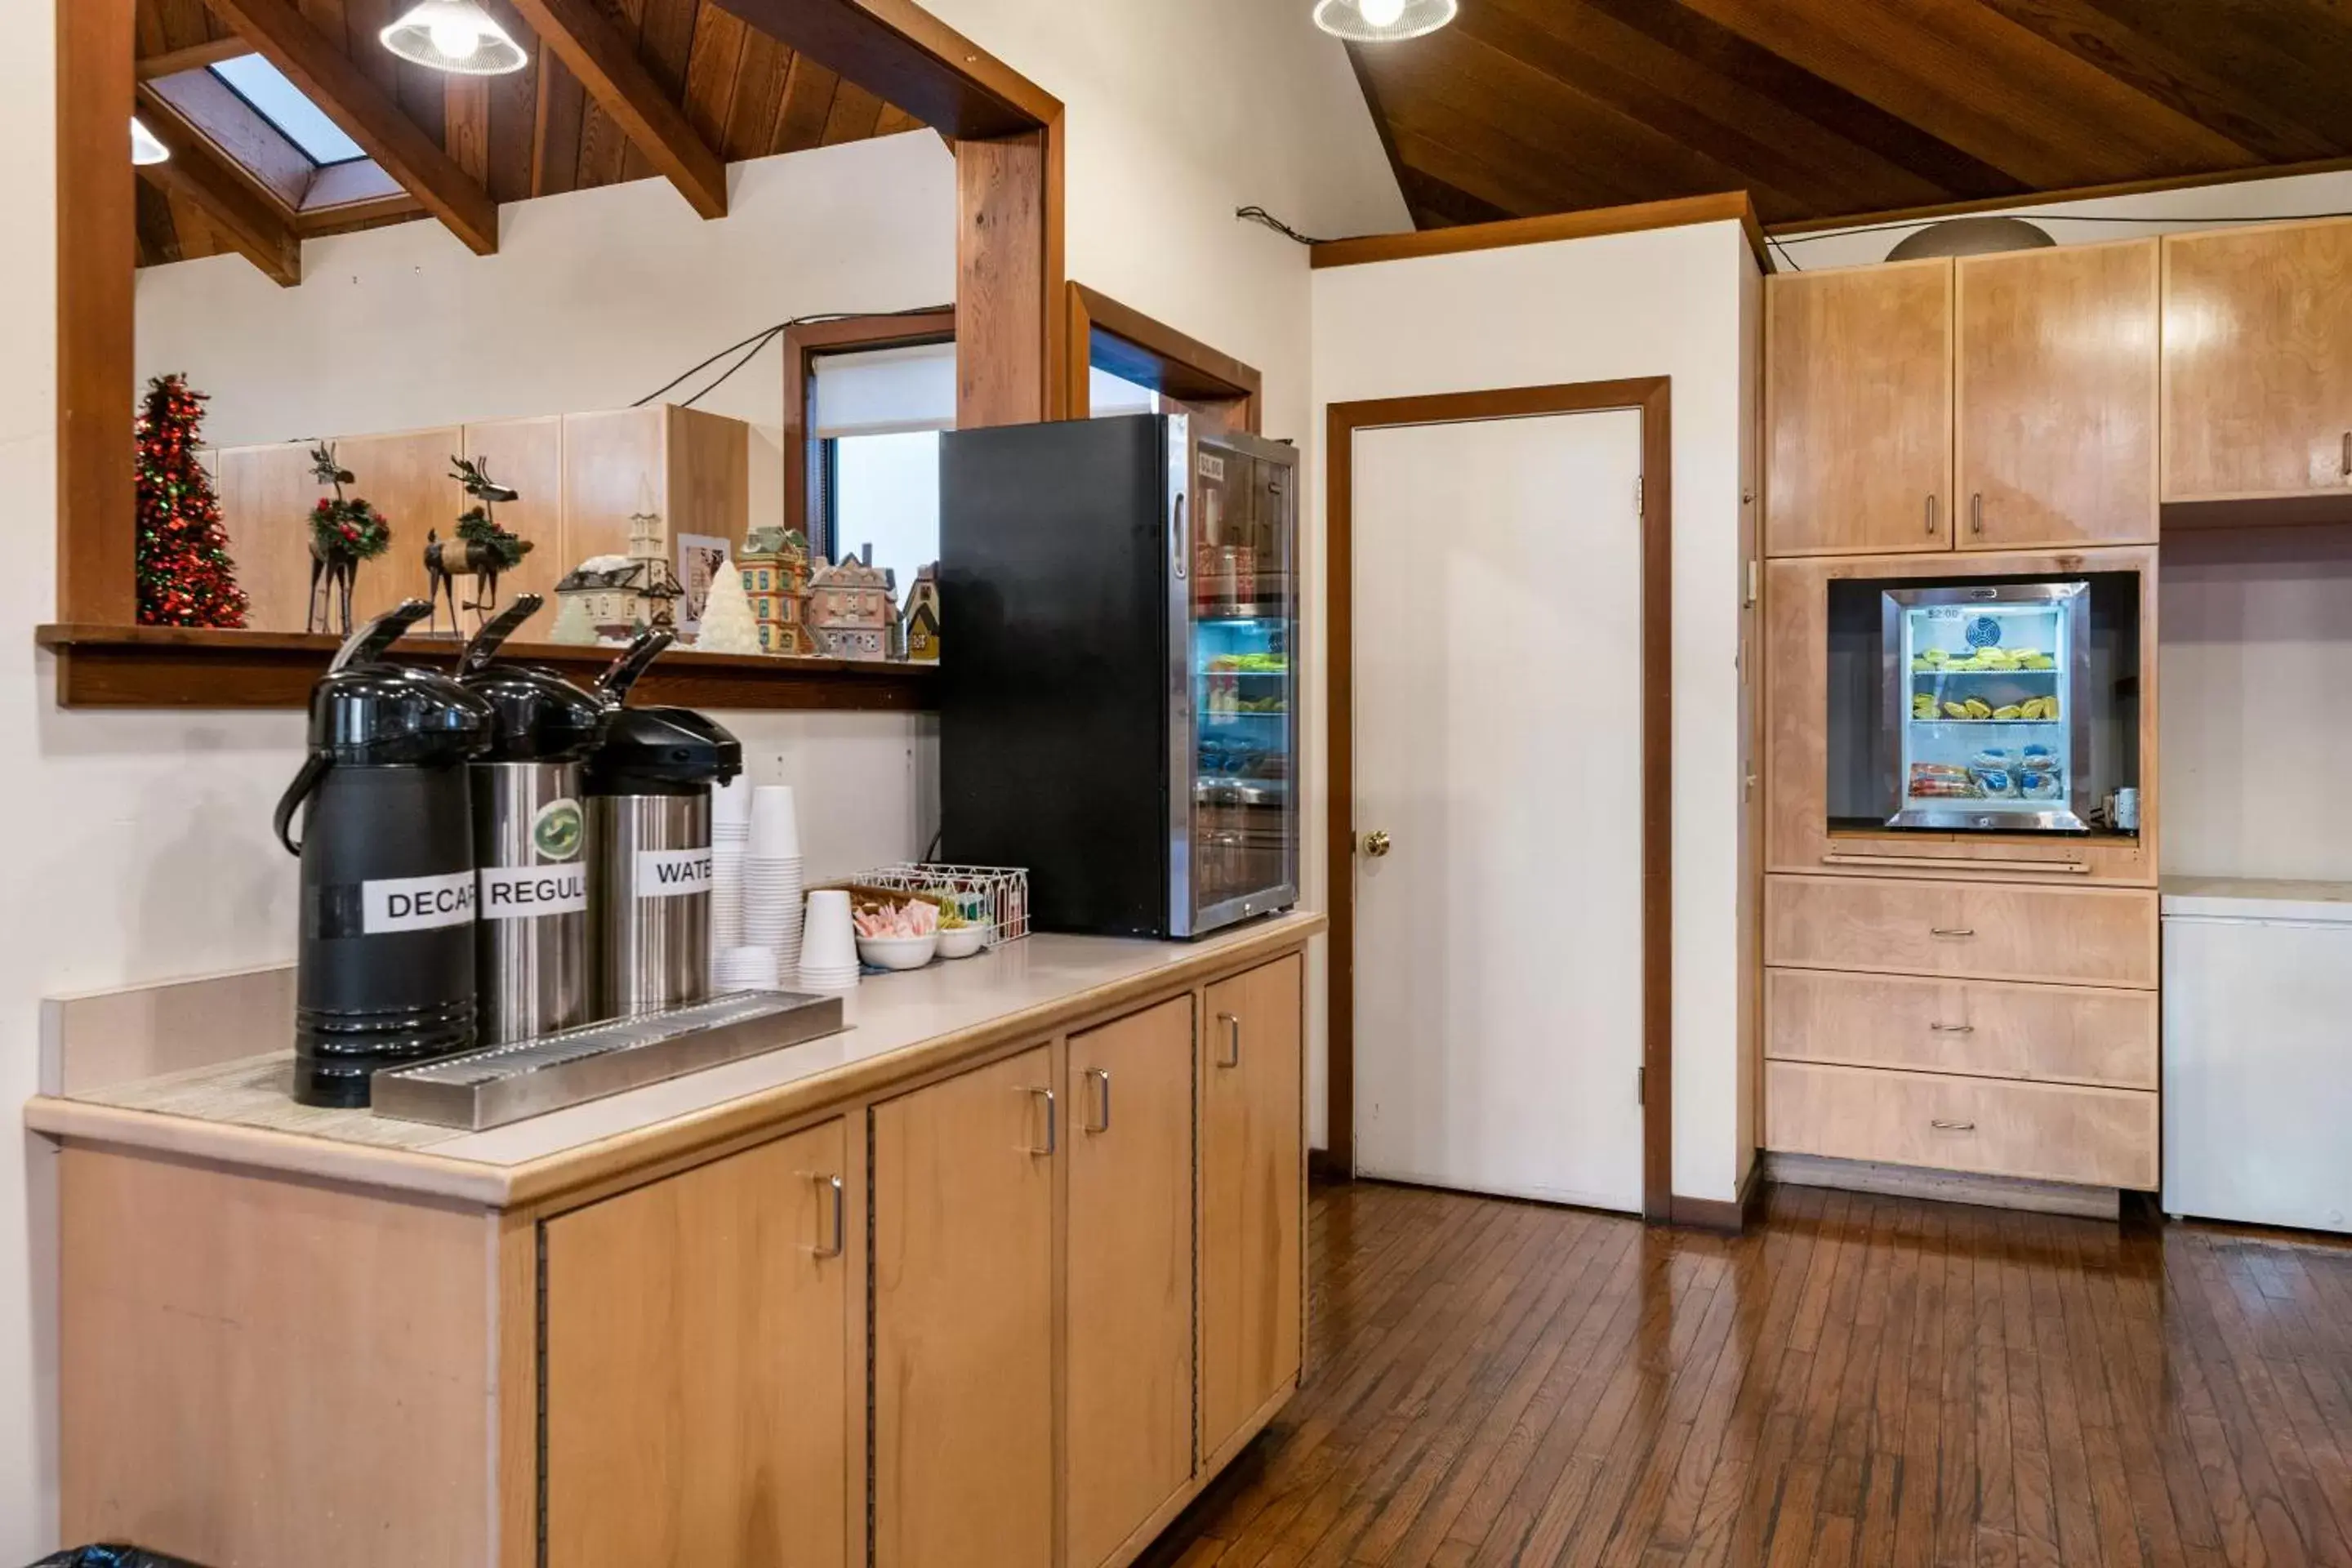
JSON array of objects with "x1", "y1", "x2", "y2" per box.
[
  {"x1": 596, "y1": 626, "x2": 675, "y2": 707},
  {"x1": 331, "y1": 599, "x2": 434, "y2": 674},
  {"x1": 459, "y1": 594, "x2": 545, "y2": 676}
]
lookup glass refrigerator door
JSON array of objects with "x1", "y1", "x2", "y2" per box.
[
  {"x1": 1887, "y1": 582, "x2": 2090, "y2": 831},
  {"x1": 1187, "y1": 435, "x2": 1298, "y2": 932}
]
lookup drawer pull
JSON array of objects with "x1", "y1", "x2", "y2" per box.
[
  {"x1": 1083, "y1": 1067, "x2": 1112, "y2": 1134},
  {"x1": 1930, "y1": 927, "x2": 1976, "y2": 939},
  {"x1": 1929, "y1": 1022, "x2": 1976, "y2": 1034},
  {"x1": 1216, "y1": 1012, "x2": 1242, "y2": 1070},
  {"x1": 1023, "y1": 1086, "x2": 1058, "y2": 1156},
  {"x1": 1930, "y1": 1119, "x2": 1976, "y2": 1132}
]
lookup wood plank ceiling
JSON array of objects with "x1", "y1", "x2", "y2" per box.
[
  {"x1": 1348, "y1": 0, "x2": 2352, "y2": 231},
  {"x1": 136, "y1": 0, "x2": 922, "y2": 273}
]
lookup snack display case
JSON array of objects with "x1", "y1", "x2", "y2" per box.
[{"x1": 1883, "y1": 581, "x2": 2092, "y2": 832}]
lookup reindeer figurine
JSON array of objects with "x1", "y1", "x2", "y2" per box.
[
  {"x1": 426, "y1": 457, "x2": 535, "y2": 635},
  {"x1": 304, "y1": 443, "x2": 391, "y2": 636}
]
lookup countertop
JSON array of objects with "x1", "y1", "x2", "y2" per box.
[
  {"x1": 25, "y1": 911, "x2": 1323, "y2": 1207},
  {"x1": 2161, "y1": 876, "x2": 2352, "y2": 920}
]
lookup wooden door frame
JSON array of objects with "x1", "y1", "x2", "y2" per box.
[
  {"x1": 1325, "y1": 377, "x2": 1676, "y2": 1224},
  {"x1": 1063, "y1": 283, "x2": 1263, "y2": 434}
]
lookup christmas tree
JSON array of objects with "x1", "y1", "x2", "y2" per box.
[
  {"x1": 695, "y1": 552, "x2": 761, "y2": 653},
  {"x1": 136, "y1": 375, "x2": 249, "y2": 627}
]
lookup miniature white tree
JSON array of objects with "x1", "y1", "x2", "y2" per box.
[
  {"x1": 695, "y1": 552, "x2": 762, "y2": 654},
  {"x1": 547, "y1": 588, "x2": 598, "y2": 645}
]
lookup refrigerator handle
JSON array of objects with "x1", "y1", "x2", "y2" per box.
[{"x1": 1170, "y1": 492, "x2": 1188, "y2": 580}]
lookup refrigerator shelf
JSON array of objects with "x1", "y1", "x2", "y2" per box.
[{"x1": 1907, "y1": 716, "x2": 2064, "y2": 726}]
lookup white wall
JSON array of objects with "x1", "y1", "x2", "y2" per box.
[
  {"x1": 2161, "y1": 524, "x2": 2352, "y2": 881},
  {"x1": 1312, "y1": 220, "x2": 1757, "y2": 1204},
  {"x1": 5, "y1": 4, "x2": 1405, "y2": 1555}
]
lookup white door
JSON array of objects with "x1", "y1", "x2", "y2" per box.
[{"x1": 1352, "y1": 409, "x2": 1646, "y2": 1211}]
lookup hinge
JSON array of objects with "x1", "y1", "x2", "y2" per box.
[
  {"x1": 1636, "y1": 474, "x2": 1646, "y2": 516},
  {"x1": 1745, "y1": 559, "x2": 1761, "y2": 607},
  {"x1": 1637, "y1": 1066, "x2": 1646, "y2": 1107}
]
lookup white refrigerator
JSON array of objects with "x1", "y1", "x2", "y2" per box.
[{"x1": 2163, "y1": 877, "x2": 2352, "y2": 1233}]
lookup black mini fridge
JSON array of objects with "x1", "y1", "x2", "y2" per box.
[{"x1": 940, "y1": 413, "x2": 1299, "y2": 938}]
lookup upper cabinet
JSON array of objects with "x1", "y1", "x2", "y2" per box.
[
  {"x1": 2164, "y1": 217, "x2": 2352, "y2": 502},
  {"x1": 1766, "y1": 256, "x2": 1954, "y2": 556},
  {"x1": 1957, "y1": 240, "x2": 2159, "y2": 550}
]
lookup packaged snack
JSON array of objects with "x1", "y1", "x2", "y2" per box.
[
  {"x1": 2021, "y1": 769, "x2": 2064, "y2": 801},
  {"x1": 1943, "y1": 701, "x2": 1971, "y2": 720},
  {"x1": 1993, "y1": 705, "x2": 2023, "y2": 720},
  {"x1": 1969, "y1": 748, "x2": 2011, "y2": 771},
  {"x1": 1971, "y1": 766, "x2": 2017, "y2": 798},
  {"x1": 1964, "y1": 697, "x2": 1994, "y2": 719}
]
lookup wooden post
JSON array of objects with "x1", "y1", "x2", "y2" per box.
[
  {"x1": 955, "y1": 115, "x2": 1064, "y2": 428},
  {"x1": 57, "y1": 0, "x2": 137, "y2": 624}
]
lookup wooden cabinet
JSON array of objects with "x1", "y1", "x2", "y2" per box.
[
  {"x1": 1066, "y1": 996, "x2": 1197, "y2": 1568},
  {"x1": 872, "y1": 1045, "x2": 1058, "y2": 1568},
  {"x1": 1766, "y1": 968, "x2": 2158, "y2": 1089},
  {"x1": 1765, "y1": 257, "x2": 1953, "y2": 556},
  {"x1": 1767, "y1": 1059, "x2": 2159, "y2": 1190},
  {"x1": 1766, "y1": 874, "x2": 2158, "y2": 989},
  {"x1": 542, "y1": 1118, "x2": 850, "y2": 1568},
  {"x1": 2164, "y1": 216, "x2": 2352, "y2": 501},
  {"x1": 1200, "y1": 955, "x2": 1304, "y2": 1459},
  {"x1": 1957, "y1": 240, "x2": 2158, "y2": 549}
]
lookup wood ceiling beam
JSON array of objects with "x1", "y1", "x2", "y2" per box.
[
  {"x1": 711, "y1": 0, "x2": 1054, "y2": 140},
  {"x1": 505, "y1": 0, "x2": 729, "y2": 219},
  {"x1": 137, "y1": 35, "x2": 252, "y2": 80},
  {"x1": 135, "y1": 88, "x2": 303, "y2": 286},
  {"x1": 203, "y1": 0, "x2": 501, "y2": 255}
]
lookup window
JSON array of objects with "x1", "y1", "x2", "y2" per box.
[
  {"x1": 209, "y1": 54, "x2": 366, "y2": 166},
  {"x1": 808, "y1": 340, "x2": 955, "y2": 595},
  {"x1": 1089, "y1": 365, "x2": 1161, "y2": 417}
]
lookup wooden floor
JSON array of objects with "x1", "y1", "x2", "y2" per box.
[{"x1": 1146, "y1": 1179, "x2": 2352, "y2": 1568}]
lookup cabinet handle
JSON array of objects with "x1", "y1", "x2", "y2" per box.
[
  {"x1": 1023, "y1": 1086, "x2": 1057, "y2": 1156},
  {"x1": 808, "y1": 1173, "x2": 845, "y2": 1259},
  {"x1": 1084, "y1": 1067, "x2": 1112, "y2": 1134},
  {"x1": 1931, "y1": 1119, "x2": 1976, "y2": 1132},
  {"x1": 1216, "y1": 1012, "x2": 1242, "y2": 1069},
  {"x1": 1925, "y1": 494, "x2": 1939, "y2": 536},
  {"x1": 1971, "y1": 492, "x2": 1984, "y2": 535},
  {"x1": 1930, "y1": 927, "x2": 1976, "y2": 939},
  {"x1": 2341, "y1": 430, "x2": 2350, "y2": 482},
  {"x1": 1929, "y1": 1022, "x2": 1976, "y2": 1034}
]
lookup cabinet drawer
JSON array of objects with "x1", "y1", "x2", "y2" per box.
[
  {"x1": 1766, "y1": 1060, "x2": 2157, "y2": 1189},
  {"x1": 1766, "y1": 874, "x2": 2156, "y2": 987},
  {"x1": 1766, "y1": 969, "x2": 2158, "y2": 1089}
]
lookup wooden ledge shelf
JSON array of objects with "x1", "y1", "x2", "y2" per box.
[{"x1": 34, "y1": 625, "x2": 940, "y2": 712}]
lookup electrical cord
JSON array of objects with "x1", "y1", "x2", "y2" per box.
[
  {"x1": 630, "y1": 305, "x2": 956, "y2": 409},
  {"x1": 1237, "y1": 205, "x2": 1351, "y2": 246}
]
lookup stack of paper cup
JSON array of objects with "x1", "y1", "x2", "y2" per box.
[
  {"x1": 798, "y1": 889, "x2": 860, "y2": 991},
  {"x1": 742, "y1": 785, "x2": 806, "y2": 978},
  {"x1": 714, "y1": 945, "x2": 780, "y2": 992},
  {"x1": 708, "y1": 777, "x2": 751, "y2": 986}
]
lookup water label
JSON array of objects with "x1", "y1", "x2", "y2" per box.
[
  {"x1": 636, "y1": 847, "x2": 715, "y2": 899},
  {"x1": 362, "y1": 870, "x2": 477, "y2": 934},
  {"x1": 479, "y1": 863, "x2": 588, "y2": 920}
]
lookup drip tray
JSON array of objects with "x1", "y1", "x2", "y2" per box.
[{"x1": 372, "y1": 991, "x2": 847, "y2": 1131}]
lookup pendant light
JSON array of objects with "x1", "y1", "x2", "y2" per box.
[
  {"x1": 380, "y1": 0, "x2": 528, "y2": 75},
  {"x1": 1312, "y1": 0, "x2": 1457, "y2": 42},
  {"x1": 131, "y1": 117, "x2": 170, "y2": 167}
]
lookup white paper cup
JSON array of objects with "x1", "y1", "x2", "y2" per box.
[
  {"x1": 800, "y1": 889, "x2": 857, "y2": 971},
  {"x1": 713, "y1": 775, "x2": 753, "y2": 831},
  {"x1": 750, "y1": 786, "x2": 800, "y2": 860},
  {"x1": 715, "y1": 946, "x2": 781, "y2": 991}
]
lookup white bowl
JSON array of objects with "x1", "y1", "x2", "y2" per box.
[
  {"x1": 936, "y1": 925, "x2": 988, "y2": 960},
  {"x1": 857, "y1": 933, "x2": 939, "y2": 970}
]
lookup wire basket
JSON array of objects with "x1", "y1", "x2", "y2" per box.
[{"x1": 855, "y1": 863, "x2": 1031, "y2": 946}]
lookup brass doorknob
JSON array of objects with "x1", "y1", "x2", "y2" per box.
[{"x1": 1361, "y1": 831, "x2": 1392, "y2": 858}]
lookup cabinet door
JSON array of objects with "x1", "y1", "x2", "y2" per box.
[
  {"x1": 872, "y1": 1046, "x2": 1056, "y2": 1568},
  {"x1": 1958, "y1": 239, "x2": 2158, "y2": 549},
  {"x1": 1200, "y1": 956, "x2": 1304, "y2": 1459},
  {"x1": 543, "y1": 1118, "x2": 850, "y2": 1568},
  {"x1": 2165, "y1": 218, "x2": 2352, "y2": 501},
  {"x1": 1067, "y1": 997, "x2": 1197, "y2": 1568},
  {"x1": 1766, "y1": 258, "x2": 1953, "y2": 556}
]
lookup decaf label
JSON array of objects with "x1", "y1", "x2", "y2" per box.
[
  {"x1": 532, "y1": 798, "x2": 585, "y2": 862},
  {"x1": 636, "y1": 846, "x2": 714, "y2": 899},
  {"x1": 362, "y1": 870, "x2": 477, "y2": 934},
  {"x1": 479, "y1": 863, "x2": 588, "y2": 920}
]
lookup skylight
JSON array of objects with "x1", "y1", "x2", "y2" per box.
[{"x1": 210, "y1": 54, "x2": 365, "y2": 166}]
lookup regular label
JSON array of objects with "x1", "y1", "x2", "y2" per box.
[
  {"x1": 362, "y1": 870, "x2": 476, "y2": 934},
  {"x1": 479, "y1": 862, "x2": 588, "y2": 920},
  {"x1": 1197, "y1": 452, "x2": 1225, "y2": 481},
  {"x1": 635, "y1": 847, "x2": 715, "y2": 899}
]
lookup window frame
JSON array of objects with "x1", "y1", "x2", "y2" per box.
[{"x1": 782, "y1": 310, "x2": 958, "y2": 552}]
